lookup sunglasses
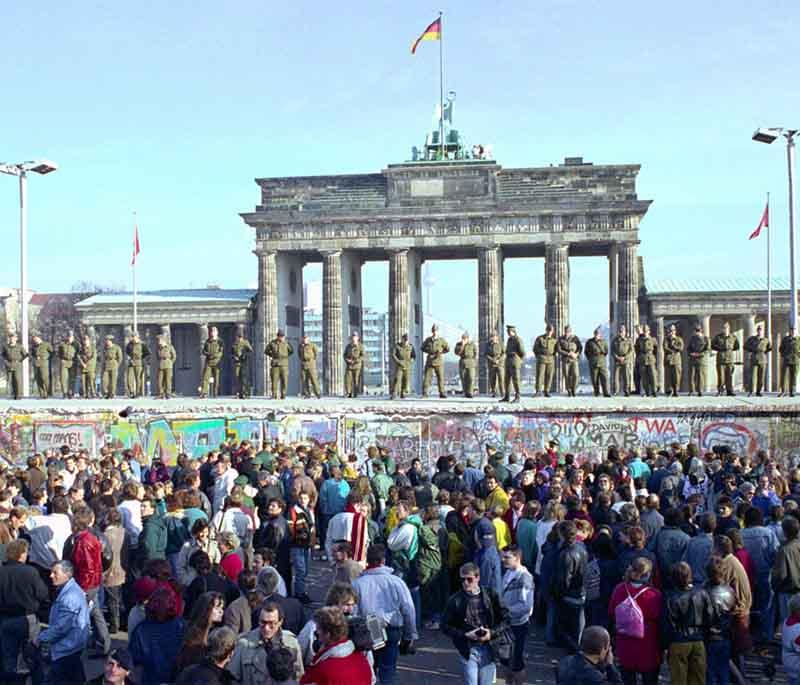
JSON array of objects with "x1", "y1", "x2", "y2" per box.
[{"x1": 461, "y1": 576, "x2": 478, "y2": 583}]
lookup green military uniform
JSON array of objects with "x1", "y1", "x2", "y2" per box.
[
  {"x1": 485, "y1": 338, "x2": 505, "y2": 397},
  {"x1": 343, "y1": 340, "x2": 365, "y2": 398},
  {"x1": 156, "y1": 340, "x2": 177, "y2": 398},
  {"x1": 610, "y1": 334, "x2": 634, "y2": 396},
  {"x1": 298, "y1": 340, "x2": 321, "y2": 398},
  {"x1": 533, "y1": 333, "x2": 558, "y2": 396},
  {"x1": 57, "y1": 337, "x2": 79, "y2": 398},
  {"x1": 744, "y1": 333, "x2": 772, "y2": 396},
  {"x1": 1, "y1": 341, "x2": 28, "y2": 400},
  {"x1": 663, "y1": 332, "x2": 685, "y2": 397},
  {"x1": 584, "y1": 336, "x2": 610, "y2": 397},
  {"x1": 454, "y1": 338, "x2": 478, "y2": 398},
  {"x1": 232, "y1": 336, "x2": 254, "y2": 398},
  {"x1": 201, "y1": 336, "x2": 224, "y2": 397},
  {"x1": 30, "y1": 340, "x2": 53, "y2": 399},
  {"x1": 780, "y1": 333, "x2": 800, "y2": 396},
  {"x1": 557, "y1": 333, "x2": 582, "y2": 397},
  {"x1": 687, "y1": 330, "x2": 710, "y2": 396},
  {"x1": 102, "y1": 340, "x2": 123, "y2": 398},
  {"x1": 390, "y1": 338, "x2": 415, "y2": 399},
  {"x1": 711, "y1": 331, "x2": 740, "y2": 396},
  {"x1": 502, "y1": 330, "x2": 526, "y2": 402},
  {"x1": 421, "y1": 335, "x2": 450, "y2": 397},
  {"x1": 266, "y1": 336, "x2": 294, "y2": 399},
  {"x1": 125, "y1": 339, "x2": 151, "y2": 398},
  {"x1": 78, "y1": 338, "x2": 97, "y2": 398},
  {"x1": 635, "y1": 333, "x2": 658, "y2": 397}
]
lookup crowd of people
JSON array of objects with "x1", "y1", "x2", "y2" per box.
[{"x1": 0, "y1": 437, "x2": 800, "y2": 684}]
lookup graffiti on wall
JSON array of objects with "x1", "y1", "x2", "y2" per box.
[{"x1": 0, "y1": 408, "x2": 796, "y2": 469}]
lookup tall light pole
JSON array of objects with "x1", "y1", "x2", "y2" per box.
[
  {"x1": 753, "y1": 128, "x2": 798, "y2": 328},
  {"x1": 0, "y1": 160, "x2": 58, "y2": 397}
]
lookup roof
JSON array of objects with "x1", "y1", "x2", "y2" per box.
[
  {"x1": 646, "y1": 276, "x2": 790, "y2": 295},
  {"x1": 75, "y1": 289, "x2": 257, "y2": 308}
]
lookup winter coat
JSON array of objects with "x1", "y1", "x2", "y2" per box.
[
  {"x1": 608, "y1": 581, "x2": 662, "y2": 672},
  {"x1": 299, "y1": 638, "x2": 372, "y2": 685}
]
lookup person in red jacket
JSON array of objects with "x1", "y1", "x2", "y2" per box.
[
  {"x1": 300, "y1": 606, "x2": 371, "y2": 685},
  {"x1": 71, "y1": 505, "x2": 111, "y2": 656},
  {"x1": 608, "y1": 556, "x2": 663, "y2": 685}
]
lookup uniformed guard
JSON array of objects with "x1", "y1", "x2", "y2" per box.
[
  {"x1": 485, "y1": 332, "x2": 505, "y2": 398},
  {"x1": 1, "y1": 333, "x2": 28, "y2": 400},
  {"x1": 78, "y1": 333, "x2": 97, "y2": 399},
  {"x1": 635, "y1": 324, "x2": 657, "y2": 397},
  {"x1": 391, "y1": 333, "x2": 416, "y2": 400},
  {"x1": 664, "y1": 323, "x2": 685, "y2": 397},
  {"x1": 780, "y1": 325, "x2": 800, "y2": 397},
  {"x1": 454, "y1": 332, "x2": 478, "y2": 398},
  {"x1": 557, "y1": 325, "x2": 582, "y2": 398},
  {"x1": 200, "y1": 326, "x2": 224, "y2": 398},
  {"x1": 421, "y1": 324, "x2": 449, "y2": 398},
  {"x1": 30, "y1": 333, "x2": 53, "y2": 399},
  {"x1": 744, "y1": 323, "x2": 771, "y2": 396},
  {"x1": 633, "y1": 324, "x2": 644, "y2": 395},
  {"x1": 231, "y1": 330, "x2": 254, "y2": 399},
  {"x1": 125, "y1": 332, "x2": 150, "y2": 398},
  {"x1": 266, "y1": 329, "x2": 294, "y2": 399},
  {"x1": 687, "y1": 323, "x2": 710, "y2": 397},
  {"x1": 101, "y1": 334, "x2": 123, "y2": 399},
  {"x1": 533, "y1": 324, "x2": 558, "y2": 397},
  {"x1": 585, "y1": 326, "x2": 610, "y2": 397},
  {"x1": 611, "y1": 324, "x2": 634, "y2": 397},
  {"x1": 501, "y1": 325, "x2": 525, "y2": 403},
  {"x1": 156, "y1": 336, "x2": 177, "y2": 399},
  {"x1": 343, "y1": 331, "x2": 365, "y2": 398},
  {"x1": 711, "y1": 321, "x2": 740, "y2": 397},
  {"x1": 57, "y1": 330, "x2": 79, "y2": 398},
  {"x1": 298, "y1": 333, "x2": 321, "y2": 399}
]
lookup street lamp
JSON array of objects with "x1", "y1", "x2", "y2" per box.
[
  {"x1": 752, "y1": 128, "x2": 798, "y2": 328},
  {"x1": 0, "y1": 159, "x2": 58, "y2": 397}
]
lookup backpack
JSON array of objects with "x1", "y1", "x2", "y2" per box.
[
  {"x1": 585, "y1": 558, "x2": 601, "y2": 602},
  {"x1": 414, "y1": 522, "x2": 442, "y2": 587},
  {"x1": 614, "y1": 584, "x2": 648, "y2": 638}
]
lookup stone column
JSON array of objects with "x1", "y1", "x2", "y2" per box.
[
  {"x1": 655, "y1": 316, "x2": 665, "y2": 393},
  {"x1": 701, "y1": 315, "x2": 712, "y2": 393},
  {"x1": 478, "y1": 246, "x2": 504, "y2": 393},
  {"x1": 617, "y1": 243, "x2": 640, "y2": 337},
  {"x1": 545, "y1": 244, "x2": 569, "y2": 392},
  {"x1": 743, "y1": 314, "x2": 756, "y2": 392},
  {"x1": 608, "y1": 246, "x2": 619, "y2": 393},
  {"x1": 256, "y1": 251, "x2": 278, "y2": 396},
  {"x1": 322, "y1": 250, "x2": 344, "y2": 396},
  {"x1": 198, "y1": 322, "x2": 208, "y2": 369},
  {"x1": 388, "y1": 249, "x2": 410, "y2": 387}
]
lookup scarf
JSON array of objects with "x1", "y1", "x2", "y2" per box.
[{"x1": 345, "y1": 503, "x2": 368, "y2": 563}]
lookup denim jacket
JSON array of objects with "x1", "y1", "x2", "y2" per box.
[
  {"x1": 501, "y1": 567, "x2": 534, "y2": 626},
  {"x1": 38, "y1": 577, "x2": 89, "y2": 661},
  {"x1": 741, "y1": 525, "x2": 780, "y2": 577}
]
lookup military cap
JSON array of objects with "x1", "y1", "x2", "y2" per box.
[
  {"x1": 106, "y1": 334, "x2": 115, "y2": 340},
  {"x1": 277, "y1": 329, "x2": 285, "y2": 337},
  {"x1": 506, "y1": 325, "x2": 515, "y2": 331},
  {"x1": 695, "y1": 323, "x2": 702, "y2": 330},
  {"x1": 401, "y1": 333, "x2": 409, "y2": 340},
  {"x1": 431, "y1": 324, "x2": 439, "y2": 331}
]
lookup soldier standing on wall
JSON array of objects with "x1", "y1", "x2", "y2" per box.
[
  {"x1": 30, "y1": 333, "x2": 53, "y2": 399},
  {"x1": 232, "y1": 330, "x2": 254, "y2": 399},
  {"x1": 687, "y1": 322, "x2": 709, "y2": 397},
  {"x1": 78, "y1": 332, "x2": 97, "y2": 399},
  {"x1": 485, "y1": 332, "x2": 505, "y2": 398},
  {"x1": 711, "y1": 321, "x2": 740, "y2": 397},
  {"x1": 780, "y1": 326, "x2": 800, "y2": 397},
  {"x1": 298, "y1": 333, "x2": 321, "y2": 399},
  {"x1": 102, "y1": 334, "x2": 123, "y2": 399},
  {"x1": 501, "y1": 325, "x2": 525, "y2": 403},
  {"x1": 57, "y1": 330, "x2": 79, "y2": 398},
  {"x1": 533, "y1": 324, "x2": 558, "y2": 398},
  {"x1": 454, "y1": 332, "x2": 478, "y2": 398},
  {"x1": 611, "y1": 325, "x2": 634, "y2": 397},
  {"x1": 584, "y1": 326, "x2": 611, "y2": 397},
  {"x1": 664, "y1": 323, "x2": 684, "y2": 397},
  {"x1": 156, "y1": 335, "x2": 177, "y2": 399},
  {"x1": 266, "y1": 329, "x2": 294, "y2": 399},
  {"x1": 421, "y1": 324, "x2": 449, "y2": 398},
  {"x1": 557, "y1": 325, "x2": 581, "y2": 398},
  {"x1": 200, "y1": 326, "x2": 224, "y2": 398},
  {"x1": 391, "y1": 333, "x2": 415, "y2": 400},
  {"x1": 635, "y1": 324, "x2": 657, "y2": 397},
  {"x1": 1, "y1": 333, "x2": 28, "y2": 400},
  {"x1": 125, "y1": 332, "x2": 150, "y2": 398},
  {"x1": 744, "y1": 323, "x2": 771, "y2": 397},
  {"x1": 343, "y1": 331, "x2": 365, "y2": 398}
]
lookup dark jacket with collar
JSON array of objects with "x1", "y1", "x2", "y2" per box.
[
  {"x1": 176, "y1": 658, "x2": 232, "y2": 685},
  {"x1": 442, "y1": 586, "x2": 510, "y2": 660},
  {"x1": 0, "y1": 559, "x2": 49, "y2": 617},
  {"x1": 557, "y1": 653, "x2": 622, "y2": 684}
]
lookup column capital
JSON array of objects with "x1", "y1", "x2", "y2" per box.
[
  {"x1": 320, "y1": 249, "x2": 342, "y2": 259},
  {"x1": 387, "y1": 248, "x2": 409, "y2": 256}
]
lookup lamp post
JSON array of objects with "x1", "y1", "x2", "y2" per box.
[
  {"x1": 752, "y1": 128, "x2": 798, "y2": 329},
  {"x1": 0, "y1": 160, "x2": 58, "y2": 397}
]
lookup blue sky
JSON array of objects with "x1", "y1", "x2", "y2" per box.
[{"x1": 1, "y1": 1, "x2": 798, "y2": 342}]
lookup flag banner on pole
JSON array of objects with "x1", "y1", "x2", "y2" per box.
[
  {"x1": 749, "y1": 201, "x2": 769, "y2": 240},
  {"x1": 131, "y1": 223, "x2": 140, "y2": 265},
  {"x1": 411, "y1": 17, "x2": 441, "y2": 54}
]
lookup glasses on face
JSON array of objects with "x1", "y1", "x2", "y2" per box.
[
  {"x1": 461, "y1": 576, "x2": 477, "y2": 583},
  {"x1": 260, "y1": 619, "x2": 281, "y2": 628}
]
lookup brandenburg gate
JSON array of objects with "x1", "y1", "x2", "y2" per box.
[{"x1": 241, "y1": 156, "x2": 651, "y2": 396}]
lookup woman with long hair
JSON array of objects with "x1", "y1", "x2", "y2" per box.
[
  {"x1": 174, "y1": 591, "x2": 225, "y2": 671},
  {"x1": 129, "y1": 586, "x2": 186, "y2": 685}
]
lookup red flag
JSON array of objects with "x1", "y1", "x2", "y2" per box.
[
  {"x1": 749, "y1": 202, "x2": 769, "y2": 240},
  {"x1": 131, "y1": 223, "x2": 140, "y2": 265}
]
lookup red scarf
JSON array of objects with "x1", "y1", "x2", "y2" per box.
[{"x1": 345, "y1": 503, "x2": 367, "y2": 563}]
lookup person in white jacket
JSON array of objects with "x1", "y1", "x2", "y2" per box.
[
  {"x1": 212, "y1": 456, "x2": 239, "y2": 515},
  {"x1": 500, "y1": 546, "x2": 534, "y2": 685}
]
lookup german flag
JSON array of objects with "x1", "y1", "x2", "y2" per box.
[{"x1": 411, "y1": 17, "x2": 441, "y2": 54}]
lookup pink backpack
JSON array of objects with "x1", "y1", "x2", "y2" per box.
[{"x1": 614, "y1": 585, "x2": 648, "y2": 638}]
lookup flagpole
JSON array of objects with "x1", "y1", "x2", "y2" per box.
[
  {"x1": 132, "y1": 212, "x2": 138, "y2": 335},
  {"x1": 767, "y1": 192, "x2": 772, "y2": 391},
  {"x1": 439, "y1": 10, "x2": 444, "y2": 161}
]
